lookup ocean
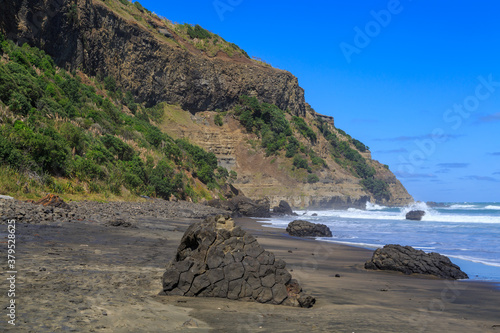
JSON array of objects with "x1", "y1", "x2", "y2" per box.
[{"x1": 264, "y1": 202, "x2": 500, "y2": 283}]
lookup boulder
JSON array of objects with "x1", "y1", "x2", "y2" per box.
[
  {"x1": 161, "y1": 215, "x2": 315, "y2": 307},
  {"x1": 207, "y1": 196, "x2": 270, "y2": 217},
  {"x1": 158, "y1": 28, "x2": 173, "y2": 38},
  {"x1": 272, "y1": 200, "x2": 297, "y2": 216},
  {"x1": 364, "y1": 244, "x2": 469, "y2": 280},
  {"x1": 406, "y1": 210, "x2": 425, "y2": 221},
  {"x1": 220, "y1": 184, "x2": 244, "y2": 199},
  {"x1": 286, "y1": 220, "x2": 332, "y2": 237}
]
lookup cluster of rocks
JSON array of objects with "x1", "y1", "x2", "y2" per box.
[
  {"x1": 365, "y1": 244, "x2": 469, "y2": 280},
  {"x1": 207, "y1": 196, "x2": 271, "y2": 218},
  {"x1": 405, "y1": 210, "x2": 426, "y2": 221},
  {"x1": 161, "y1": 215, "x2": 315, "y2": 307},
  {"x1": 286, "y1": 220, "x2": 332, "y2": 238},
  {"x1": 0, "y1": 195, "x2": 227, "y2": 225}
]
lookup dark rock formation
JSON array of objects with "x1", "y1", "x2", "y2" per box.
[
  {"x1": 286, "y1": 220, "x2": 332, "y2": 238},
  {"x1": 308, "y1": 195, "x2": 372, "y2": 210},
  {"x1": 220, "y1": 184, "x2": 243, "y2": 199},
  {"x1": 365, "y1": 244, "x2": 469, "y2": 280},
  {"x1": 161, "y1": 215, "x2": 315, "y2": 307},
  {"x1": 207, "y1": 196, "x2": 270, "y2": 217},
  {"x1": 426, "y1": 201, "x2": 449, "y2": 208},
  {"x1": 406, "y1": 210, "x2": 426, "y2": 221},
  {"x1": 157, "y1": 28, "x2": 173, "y2": 38},
  {"x1": 272, "y1": 200, "x2": 297, "y2": 216}
]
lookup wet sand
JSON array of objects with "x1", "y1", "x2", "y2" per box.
[{"x1": 1, "y1": 213, "x2": 499, "y2": 332}]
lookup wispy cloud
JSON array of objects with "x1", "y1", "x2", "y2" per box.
[
  {"x1": 375, "y1": 134, "x2": 463, "y2": 142},
  {"x1": 488, "y1": 152, "x2": 500, "y2": 156},
  {"x1": 478, "y1": 112, "x2": 500, "y2": 123},
  {"x1": 493, "y1": 171, "x2": 500, "y2": 176},
  {"x1": 462, "y1": 175, "x2": 499, "y2": 182},
  {"x1": 375, "y1": 148, "x2": 408, "y2": 154},
  {"x1": 394, "y1": 171, "x2": 437, "y2": 179},
  {"x1": 436, "y1": 163, "x2": 469, "y2": 168}
]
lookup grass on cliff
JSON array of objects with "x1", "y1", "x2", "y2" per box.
[
  {"x1": 100, "y1": 0, "x2": 250, "y2": 59},
  {"x1": 0, "y1": 34, "x2": 232, "y2": 202}
]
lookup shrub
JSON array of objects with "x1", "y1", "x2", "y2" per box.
[
  {"x1": 101, "y1": 134, "x2": 135, "y2": 161},
  {"x1": 293, "y1": 156, "x2": 309, "y2": 170},
  {"x1": 214, "y1": 113, "x2": 223, "y2": 126},
  {"x1": 186, "y1": 24, "x2": 211, "y2": 39},
  {"x1": 307, "y1": 174, "x2": 319, "y2": 183},
  {"x1": 352, "y1": 138, "x2": 369, "y2": 152},
  {"x1": 103, "y1": 76, "x2": 117, "y2": 92},
  {"x1": 237, "y1": 96, "x2": 292, "y2": 155},
  {"x1": 361, "y1": 178, "x2": 390, "y2": 201},
  {"x1": 134, "y1": 1, "x2": 146, "y2": 12},
  {"x1": 292, "y1": 116, "x2": 317, "y2": 143},
  {"x1": 285, "y1": 137, "x2": 299, "y2": 158}
]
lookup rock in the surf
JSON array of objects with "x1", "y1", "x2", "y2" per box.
[
  {"x1": 405, "y1": 210, "x2": 425, "y2": 221},
  {"x1": 160, "y1": 215, "x2": 315, "y2": 307},
  {"x1": 286, "y1": 220, "x2": 332, "y2": 237},
  {"x1": 364, "y1": 244, "x2": 469, "y2": 280}
]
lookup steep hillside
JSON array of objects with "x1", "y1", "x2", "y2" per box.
[
  {"x1": 0, "y1": 36, "x2": 231, "y2": 201},
  {"x1": 0, "y1": 0, "x2": 413, "y2": 208}
]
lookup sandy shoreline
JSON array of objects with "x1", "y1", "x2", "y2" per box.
[{"x1": 1, "y1": 207, "x2": 499, "y2": 332}]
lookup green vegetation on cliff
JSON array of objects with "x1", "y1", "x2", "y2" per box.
[
  {"x1": 232, "y1": 94, "x2": 389, "y2": 199},
  {"x1": 317, "y1": 118, "x2": 390, "y2": 200},
  {"x1": 0, "y1": 35, "x2": 229, "y2": 200}
]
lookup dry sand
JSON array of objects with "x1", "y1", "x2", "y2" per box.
[{"x1": 1, "y1": 214, "x2": 499, "y2": 332}]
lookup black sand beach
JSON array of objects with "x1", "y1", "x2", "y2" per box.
[{"x1": 1, "y1": 200, "x2": 499, "y2": 332}]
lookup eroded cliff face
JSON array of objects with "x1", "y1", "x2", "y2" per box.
[
  {"x1": 0, "y1": 0, "x2": 413, "y2": 208},
  {"x1": 0, "y1": 0, "x2": 306, "y2": 115},
  {"x1": 160, "y1": 108, "x2": 413, "y2": 209}
]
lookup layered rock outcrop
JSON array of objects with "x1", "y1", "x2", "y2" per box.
[
  {"x1": 365, "y1": 245, "x2": 469, "y2": 280},
  {"x1": 161, "y1": 215, "x2": 315, "y2": 307}
]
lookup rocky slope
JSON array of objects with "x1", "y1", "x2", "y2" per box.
[{"x1": 0, "y1": 0, "x2": 413, "y2": 208}]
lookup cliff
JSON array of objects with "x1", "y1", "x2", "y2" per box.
[
  {"x1": 1, "y1": 0, "x2": 305, "y2": 115},
  {"x1": 0, "y1": 0, "x2": 413, "y2": 208}
]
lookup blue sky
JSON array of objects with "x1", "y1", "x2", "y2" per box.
[{"x1": 138, "y1": 0, "x2": 500, "y2": 202}]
